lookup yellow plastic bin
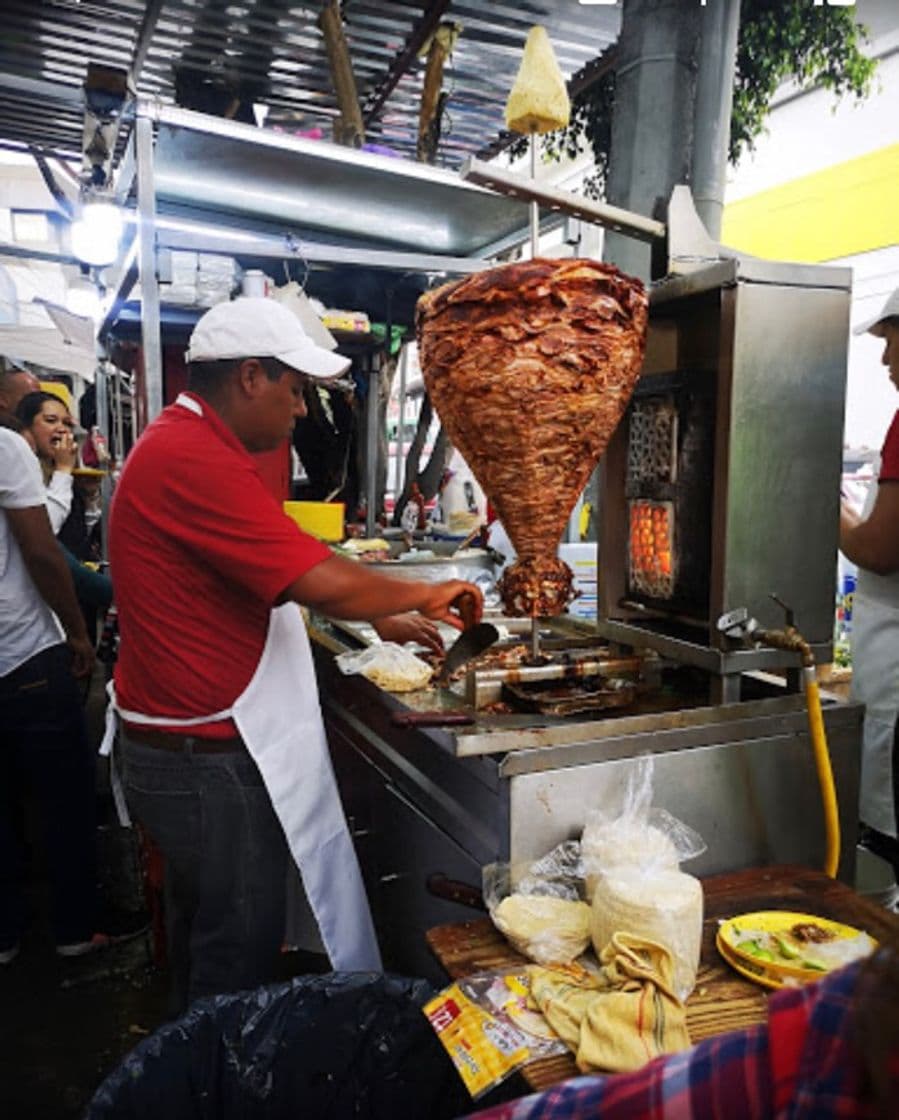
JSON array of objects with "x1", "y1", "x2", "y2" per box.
[{"x1": 283, "y1": 501, "x2": 345, "y2": 542}]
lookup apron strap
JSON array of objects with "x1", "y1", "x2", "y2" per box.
[{"x1": 100, "y1": 677, "x2": 235, "y2": 828}]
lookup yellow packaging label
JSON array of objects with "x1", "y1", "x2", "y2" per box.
[{"x1": 423, "y1": 982, "x2": 531, "y2": 1099}]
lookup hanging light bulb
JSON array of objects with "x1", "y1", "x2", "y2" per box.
[{"x1": 70, "y1": 198, "x2": 124, "y2": 266}]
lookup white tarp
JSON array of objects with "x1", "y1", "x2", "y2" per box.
[
  {"x1": 0, "y1": 256, "x2": 96, "y2": 382},
  {"x1": 0, "y1": 323, "x2": 95, "y2": 381}
]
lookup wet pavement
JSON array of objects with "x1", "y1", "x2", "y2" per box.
[
  {"x1": 0, "y1": 808, "x2": 167, "y2": 1119},
  {"x1": 0, "y1": 665, "x2": 327, "y2": 1119}
]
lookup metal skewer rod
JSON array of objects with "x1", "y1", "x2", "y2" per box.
[
  {"x1": 529, "y1": 130, "x2": 541, "y2": 665},
  {"x1": 530, "y1": 617, "x2": 540, "y2": 661},
  {"x1": 529, "y1": 131, "x2": 539, "y2": 256},
  {"x1": 528, "y1": 129, "x2": 541, "y2": 658}
]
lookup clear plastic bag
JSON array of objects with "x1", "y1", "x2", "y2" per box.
[
  {"x1": 335, "y1": 642, "x2": 433, "y2": 692},
  {"x1": 581, "y1": 755, "x2": 706, "y2": 897},
  {"x1": 582, "y1": 755, "x2": 707, "y2": 1001},
  {"x1": 483, "y1": 842, "x2": 592, "y2": 965}
]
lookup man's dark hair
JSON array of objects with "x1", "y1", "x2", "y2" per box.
[
  {"x1": 15, "y1": 390, "x2": 70, "y2": 429},
  {"x1": 187, "y1": 356, "x2": 292, "y2": 395}
]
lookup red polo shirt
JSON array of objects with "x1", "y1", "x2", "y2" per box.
[
  {"x1": 109, "y1": 393, "x2": 331, "y2": 737},
  {"x1": 880, "y1": 410, "x2": 899, "y2": 482}
]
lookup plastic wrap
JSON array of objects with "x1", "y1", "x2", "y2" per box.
[
  {"x1": 483, "y1": 842, "x2": 591, "y2": 965},
  {"x1": 582, "y1": 756, "x2": 707, "y2": 1000},
  {"x1": 581, "y1": 755, "x2": 706, "y2": 898},
  {"x1": 335, "y1": 642, "x2": 432, "y2": 692},
  {"x1": 424, "y1": 969, "x2": 567, "y2": 1099}
]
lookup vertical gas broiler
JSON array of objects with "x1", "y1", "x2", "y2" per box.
[{"x1": 599, "y1": 257, "x2": 852, "y2": 702}]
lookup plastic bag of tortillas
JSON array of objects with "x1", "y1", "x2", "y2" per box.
[
  {"x1": 483, "y1": 841, "x2": 592, "y2": 966},
  {"x1": 335, "y1": 643, "x2": 432, "y2": 692},
  {"x1": 582, "y1": 755, "x2": 707, "y2": 1000}
]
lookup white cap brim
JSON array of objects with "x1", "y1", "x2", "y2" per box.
[
  {"x1": 185, "y1": 339, "x2": 352, "y2": 379},
  {"x1": 853, "y1": 288, "x2": 899, "y2": 337},
  {"x1": 853, "y1": 314, "x2": 888, "y2": 338},
  {"x1": 278, "y1": 340, "x2": 352, "y2": 380}
]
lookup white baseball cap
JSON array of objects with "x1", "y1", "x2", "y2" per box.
[
  {"x1": 853, "y1": 287, "x2": 899, "y2": 338},
  {"x1": 186, "y1": 296, "x2": 352, "y2": 379}
]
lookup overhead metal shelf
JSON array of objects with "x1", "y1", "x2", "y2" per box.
[
  {"x1": 148, "y1": 104, "x2": 546, "y2": 257},
  {"x1": 104, "y1": 100, "x2": 563, "y2": 536}
]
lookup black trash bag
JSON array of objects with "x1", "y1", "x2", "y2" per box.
[{"x1": 85, "y1": 972, "x2": 472, "y2": 1120}]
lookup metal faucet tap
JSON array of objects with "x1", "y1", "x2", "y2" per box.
[{"x1": 717, "y1": 595, "x2": 814, "y2": 667}]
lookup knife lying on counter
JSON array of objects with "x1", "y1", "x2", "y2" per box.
[{"x1": 391, "y1": 710, "x2": 476, "y2": 728}]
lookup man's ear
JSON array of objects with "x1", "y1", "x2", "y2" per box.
[{"x1": 235, "y1": 358, "x2": 265, "y2": 398}]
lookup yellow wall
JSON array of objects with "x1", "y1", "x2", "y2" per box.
[{"x1": 721, "y1": 144, "x2": 899, "y2": 263}]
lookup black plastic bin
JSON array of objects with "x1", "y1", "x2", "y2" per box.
[{"x1": 85, "y1": 972, "x2": 473, "y2": 1120}]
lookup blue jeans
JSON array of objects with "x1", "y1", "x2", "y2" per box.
[
  {"x1": 121, "y1": 732, "x2": 289, "y2": 1013},
  {"x1": 0, "y1": 644, "x2": 97, "y2": 948}
]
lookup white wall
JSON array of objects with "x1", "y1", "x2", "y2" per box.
[{"x1": 724, "y1": 0, "x2": 898, "y2": 453}]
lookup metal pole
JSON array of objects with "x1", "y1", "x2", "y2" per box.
[
  {"x1": 96, "y1": 360, "x2": 111, "y2": 563},
  {"x1": 692, "y1": 0, "x2": 741, "y2": 239},
  {"x1": 396, "y1": 342, "x2": 408, "y2": 505},
  {"x1": 365, "y1": 351, "x2": 379, "y2": 537},
  {"x1": 114, "y1": 371, "x2": 125, "y2": 474},
  {"x1": 135, "y1": 113, "x2": 163, "y2": 424}
]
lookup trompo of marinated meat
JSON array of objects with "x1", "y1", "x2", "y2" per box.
[{"x1": 417, "y1": 259, "x2": 648, "y2": 615}]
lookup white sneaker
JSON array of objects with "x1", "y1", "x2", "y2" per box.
[
  {"x1": 56, "y1": 933, "x2": 112, "y2": 958},
  {"x1": 0, "y1": 943, "x2": 20, "y2": 965}
]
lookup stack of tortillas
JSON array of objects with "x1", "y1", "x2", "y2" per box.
[{"x1": 505, "y1": 25, "x2": 570, "y2": 134}]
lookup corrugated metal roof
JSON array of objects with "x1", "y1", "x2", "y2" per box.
[{"x1": 0, "y1": 0, "x2": 620, "y2": 169}]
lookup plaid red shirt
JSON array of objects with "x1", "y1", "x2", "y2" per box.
[{"x1": 467, "y1": 959, "x2": 886, "y2": 1120}]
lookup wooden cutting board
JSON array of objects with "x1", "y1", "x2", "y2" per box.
[{"x1": 426, "y1": 864, "x2": 899, "y2": 1094}]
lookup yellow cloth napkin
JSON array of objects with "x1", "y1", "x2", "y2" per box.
[{"x1": 528, "y1": 932, "x2": 691, "y2": 1073}]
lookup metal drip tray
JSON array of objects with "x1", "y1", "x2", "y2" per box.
[
  {"x1": 461, "y1": 649, "x2": 643, "y2": 708},
  {"x1": 501, "y1": 676, "x2": 638, "y2": 717}
]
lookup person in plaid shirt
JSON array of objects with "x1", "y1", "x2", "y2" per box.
[{"x1": 466, "y1": 950, "x2": 899, "y2": 1120}]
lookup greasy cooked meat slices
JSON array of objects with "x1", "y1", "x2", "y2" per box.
[{"x1": 417, "y1": 259, "x2": 647, "y2": 616}]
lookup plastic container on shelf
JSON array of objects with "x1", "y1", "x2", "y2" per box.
[{"x1": 283, "y1": 500, "x2": 345, "y2": 542}]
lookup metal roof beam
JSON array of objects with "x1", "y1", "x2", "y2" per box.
[
  {"x1": 130, "y1": 0, "x2": 165, "y2": 86},
  {"x1": 0, "y1": 71, "x2": 83, "y2": 106},
  {"x1": 362, "y1": 0, "x2": 453, "y2": 127}
]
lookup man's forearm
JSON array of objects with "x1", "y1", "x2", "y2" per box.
[
  {"x1": 291, "y1": 556, "x2": 438, "y2": 619},
  {"x1": 27, "y1": 542, "x2": 90, "y2": 641},
  {"x1": 7, "y1": 505, "x2": 90, "y2": 641}
]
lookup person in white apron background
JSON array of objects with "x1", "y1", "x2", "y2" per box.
[
  {"x1": 840, "y1": 287, "x2": 899, "y2": 866},
  {"x1": 106, "y1": 296, "x2": 483, "y2": 1013}
]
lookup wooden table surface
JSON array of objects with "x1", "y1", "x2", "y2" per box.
[{"x1": 426, "y1": 864, "x2": 899, "y2": 1094}]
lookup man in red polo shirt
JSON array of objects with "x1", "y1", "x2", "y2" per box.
[{"x1": 109, "y1": 296, "x2": 482, "y2": 1011}]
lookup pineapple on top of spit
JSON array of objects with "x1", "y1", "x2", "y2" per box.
[{"x1": 416, "y1": 28, "x2": 648, "y2": 618}]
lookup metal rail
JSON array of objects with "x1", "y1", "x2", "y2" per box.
[{"x1": 462, "y1": 157, "x2": 667, "y2": 244}]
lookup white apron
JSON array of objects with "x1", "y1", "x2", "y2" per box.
[
  {"x1": 101, "y1": 394, "x2": 381, "y2": 972},
  {"x1": 850, "y1": 460, "x2": 899, "y2": 837}
]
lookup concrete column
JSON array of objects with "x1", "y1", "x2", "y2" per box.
[{"x1": 603, "y1": 0, "x2": 702, "y2": 281}]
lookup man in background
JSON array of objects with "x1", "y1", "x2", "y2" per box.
[
  {"x1": 0, "y1": 356, "x2": 39, "y2": 423},
  {"x1": 0, "y1": 424, "x2": 97, "y2": 963},
  {"x1": 840, "y1": 288, "x2": 899, "y2": 868}
]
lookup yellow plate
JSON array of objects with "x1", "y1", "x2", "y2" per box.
[
  {"x1": 73, "y1": 467, "x2": 107, "y2": 478},
  {"x1": 717, "y1": 910, "x2": 875, "y2": 990},
  {"x1": 716, "y1": 932, "x2": 785, "y2": 990}
]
